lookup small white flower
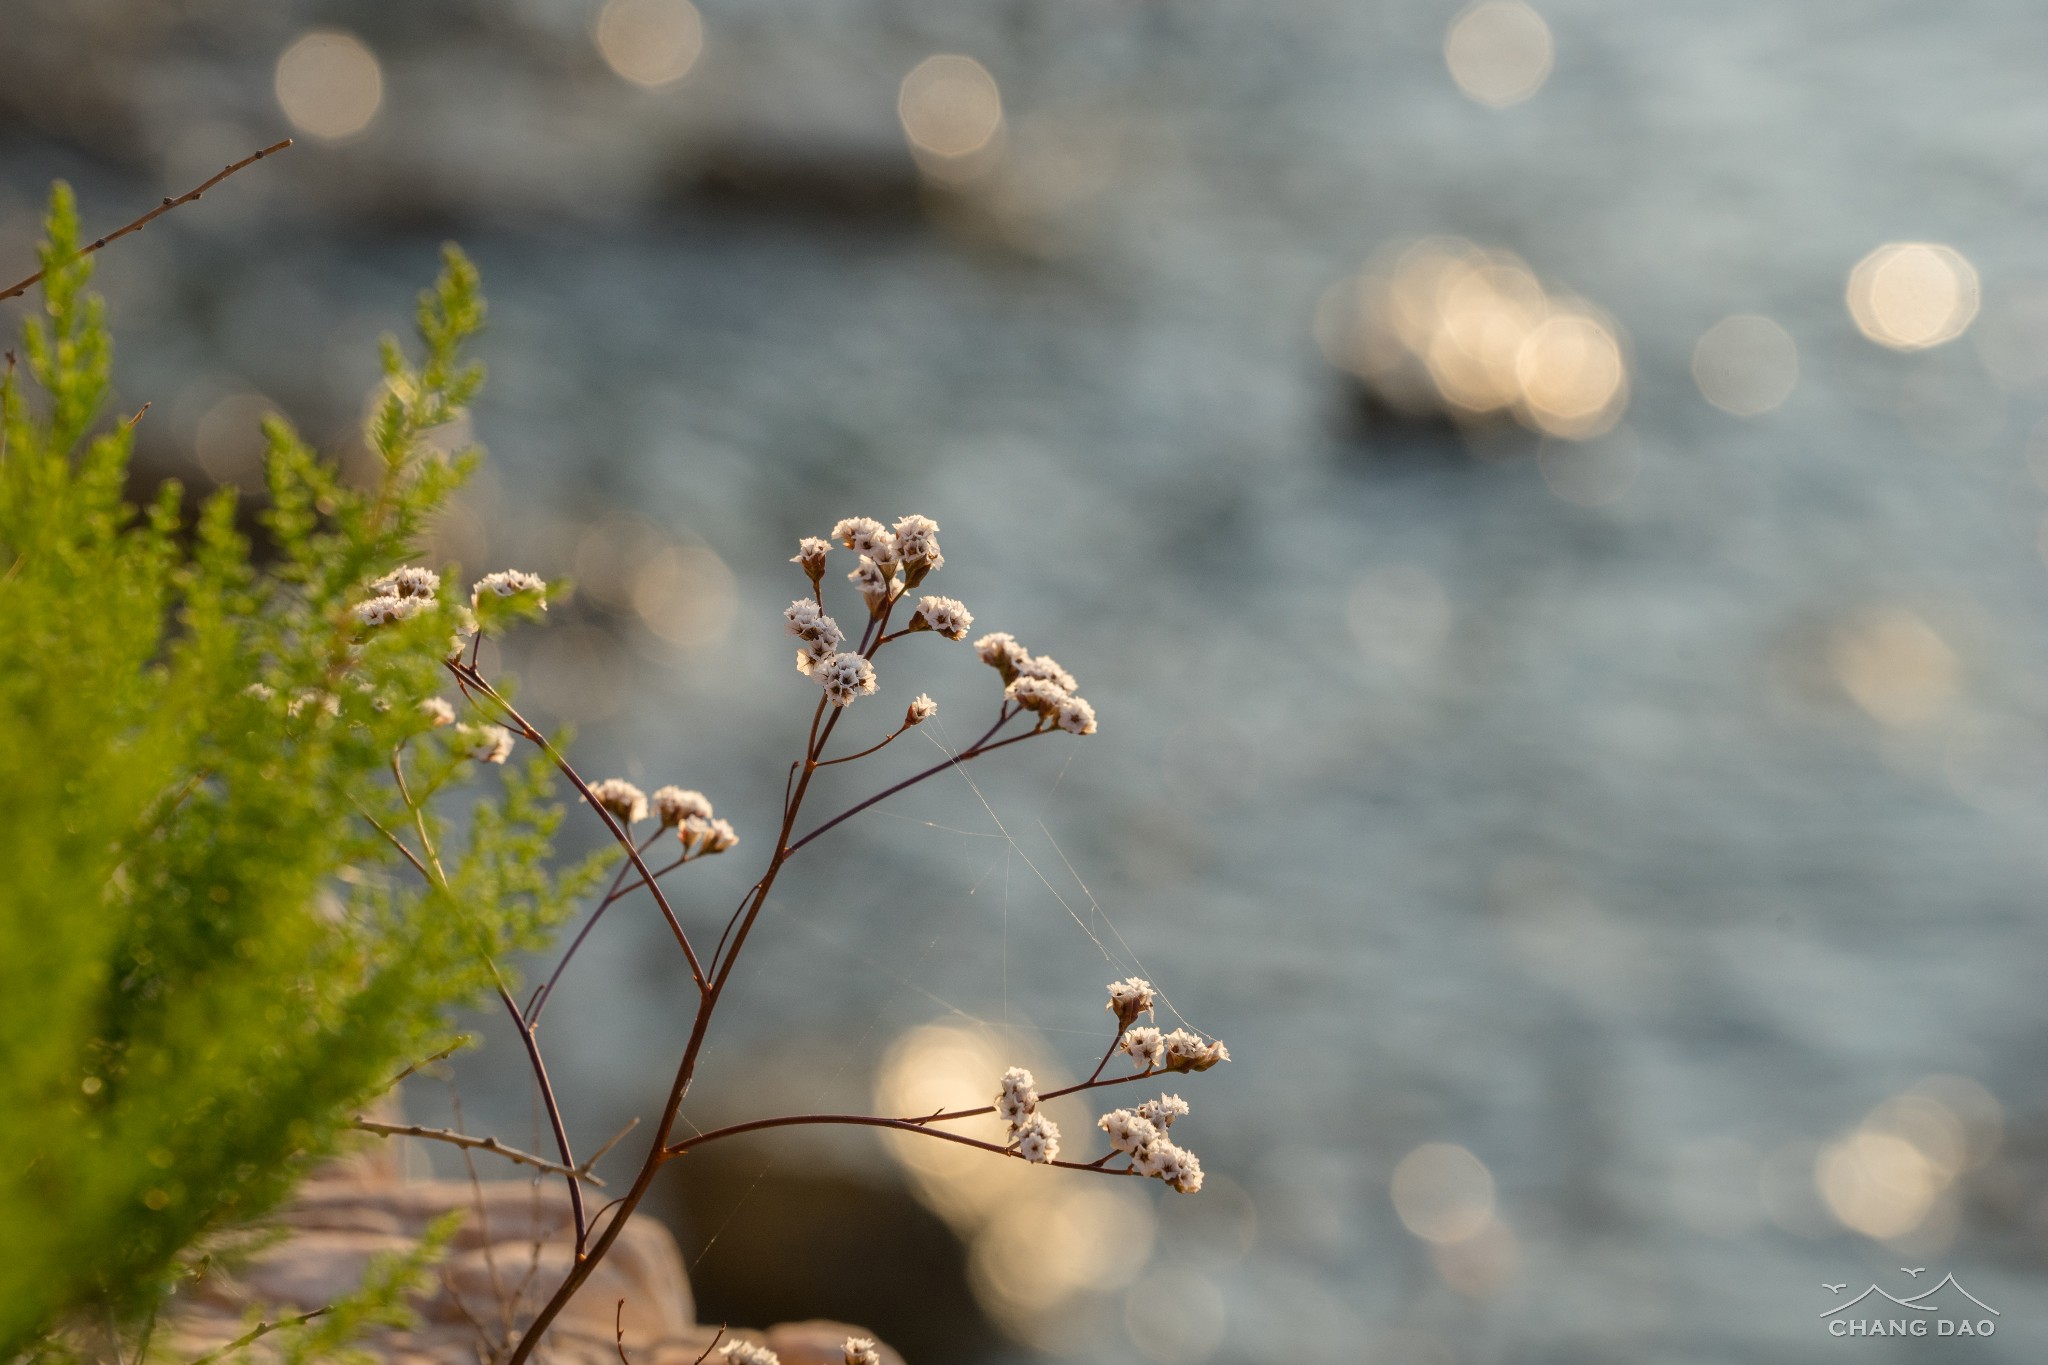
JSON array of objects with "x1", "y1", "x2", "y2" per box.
[
  {"x1": 1055, "y1": 696, "x2": 1098, "y2": 735},
  {"x1": 909, "y1": 595, "x2": 974, "y2": 640},
  {"x1": 848, "y1": 555, "x2": 898, "y2": 613},
  {"x1": 1005, "y1": 676, "x2": 1070, "y2": 719},
  {"x1": 831, "y1": 517, "x2": 893, "y2": 561},
  {"x1": 817, "y1": 652, "x2": 878, "y2": 707},
  {"x1": 1096, "y1": 1109, "x2": 1160, "y2": 1156},
  {"x1": 996, "y1": 1066, "x2": 1039, "y2": 1127},
  {"x1": 784, "y1": 598, "x2": 842, "y2": 647},
  {"x1": 419, "y1": 696, "x2": 456, "y2": 727},
  {"x1": 792, "y1": 537, "x2": 831, "y2": 578},
  {"x1": 1106, "y1": 977, "x2": 1156, "y2": 1026},
  {"x1": 1121, "y1": 1027, "x2": 1165, "y2": 1072},
  {"x1": 1013, "y1": 1113, "x2": 1061, "y2": 1164},
  {"x1": 796, "y1": 635, "x2": 839, "y2": 676},
  {"x1": 892, "y1": 514, "x2": 942, "y2": 577},
  {"x1": 1131, "y1": 1140, "x2": 1172, "y2": 1178},
  {"x1": 351, "y1": 594, "x2": 423, "y2": 628},
  {"x1": 587, "y1": 778, "x2": 649, "y2": 824},
  {"x1": 1159, "y1": 1143, "x2": 1204, "y2": 1194},
  {"x1": 287, "y1": 689, "x2": 340, "y2": 719},
  {"x1": 1162, "y1": 1028, "x2": 1231, "y2": 1073},
  {"x1": 1014, "y1": 654, "x2": 1077, "y2": 693},
  {"x1": 243, "y1": 682, "x2": 276, "y2": 701},
  {"x1": 653, "y1": 786, "x2": 714, "y2": 827},
  {"x1": 973, "y1": 631, "x2": 1027, "y2": 679},
  {"x1": 718, "y1": 1343, "x2": 780, "y2": 1365},
  {"x1": 842, "y1": 1338, "x2": 881, "y2": 1365},
  {"x1": 369, "y1": 565, "x2": 441, "y2": 600},
  {"x1": 702, "y1": 817, "x2": 740, "y2": 854},
  {"x1": 904, "y1": 693, "x2": 937, "y2": 727},
  {"x1": 1136, "y1": 1094, "x2": 1189, "y2": 1130},
  {"x1": 457, "y1": 723, "x2": 515, "y2": 764},
  {"x1": 471, "y1": 570, "x2": 548, "y2": 609}
]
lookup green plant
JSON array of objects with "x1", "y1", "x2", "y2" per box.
[{"x1": 0, "y1": 183, "x2": 598, "y2": 1355}]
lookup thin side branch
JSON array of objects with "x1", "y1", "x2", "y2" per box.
[
  {"x1": 186, "y1": 1308, "x2": 328, "y2": 1365},
  {"x1": 1, "y1": 140, "x2": 293, "y2": 303},
  {"x1": 353, "y1": 1119, "x2": 608, "y2": 1186},
  {"x1": 664, "y1": 1112, "x2": 1140, "y2": 1174}
]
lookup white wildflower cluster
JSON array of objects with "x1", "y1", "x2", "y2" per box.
[
  {"x1": 791, "y1": 536, "x2": 831, "y2": 590},
  {"x1": 842, "y1": 1340, "x2": 881, "y2": 1365},
  {"x1": 908, "y1": 595, "x2": 973, "y2": 640},
  {"x1": 1117, "y1": 1025, "x2": 1230, "y2": 1074},
  {"x1": 973, "y1": 633, "x2": 1098, "y2": 736},
  {"x1": 785, "y1": 598, "x2": 845, "y2": 676},
  {"x1": 904, "y1": 693, "x2": 937, "y2": 727},
  {"x1": 644, "y1": 785, "x2": 737, "y2": 855},
  {"x1": 1097, "y1": 1092, "x2": 1202, "y2": 1193},
  {"x1": 349, "y1": 562, "x2": 441, "y2": 631},
  {"x1": 1106, "y1": 976, "x2": 1156, "y2": 1028},
  {"x1": 718, "y1": 1342, "x2": 779, "y2": 1365},
  {"x1": 457, "y1": 722, "x2": 515, "y2": 764},
  {"x1": 419, "y1": 696, "x2": 456, "y2": 727},
  {"x1": 818, "y1": 652, "x2": 878, "y2": 708},
  {"x1": 471, "y1": 569, "x2": 548, "y2": 609},
  {"x1": 586, "y1": 778, "x2": 649, "y2": 825},
  {"x1": 995, "y1": 1066, "x2": 1061, "y2": 1164}
]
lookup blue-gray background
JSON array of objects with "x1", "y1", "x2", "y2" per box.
[{"x1": 6, "y1": 2, "x2": 2048, "y2": 1360}]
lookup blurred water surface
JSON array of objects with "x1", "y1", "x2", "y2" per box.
[{"x1": 8, "y1": 1, "x2": 2048, "y2": 1360}]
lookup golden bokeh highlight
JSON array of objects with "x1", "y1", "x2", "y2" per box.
[
  {"x1": 274, "y1": 31, "x2": 384, "y2": 140},
  {"x1": 593, "y1": 0, "x2": 704, "y2": 88},
  {"x1": 1828, "y1": 608, "x2": 1958, "y2": 728},
  {"x1": 193, "y1": 392, "x2": 277, "y2": 489},
  {"x1": 875, "y1": 1024, "x2": 1155, "y2": 1343},
  {"x1": 1444, "y1": 1, "x2": 1555, "y2": 107},
  {"x1": 1847, "y1": 243, "x2": 1980, "y2": 351},
  {"x1": 1692, "y1": 314, "x2": 1799, "y2": 415},
  {"x1": 1316, "y1": 238, "x2": 1628, "y2": 440},
  {"x1": 1390, "y1": 1142, "x2": 1495, "y2": 1244},
  {"x1": 899, "y1": 55, "x2": 1005, "y2": 170},
  {"x1": 1813, "y1": 1078, "x2": 2001, "y2": 1245},
  {"x1": 631, "y1": 544, "x2": 736, "y2": 648}
]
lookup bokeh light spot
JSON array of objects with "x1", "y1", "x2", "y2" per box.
[
  {"x1": 1828, "y1": 608, "x2": 1958, "y2": 728},
  {"x1": 594, "y1": 0, "x2": 703, "y2": 88},
  {"x1": 274, "y1": 31, "x2": 383, "y2": 140},
  {"x1": 1692, "y1": 314, "x2": 1799, "y2": 415},
  {"x1": 899, "y1": 55, "x2": 1004, "y2": 163},
  {"x1": 1390, "y1": 1142, "x2": 1495, "y2": 1244},
  {"x1": 1444, "y1": 1, "x2": 1555, "y2": 107},
  {"x1": 1847, "y1": 243, "x2": 1980, "y2": 351}
]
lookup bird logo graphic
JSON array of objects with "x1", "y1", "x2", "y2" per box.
[
  {"x1": 1823, "y1": 1284, "x2": 1847, "y2": 1293},
  {"x1": 1901, "y1": 1268, "x2": 1926, "y2": 1277}
]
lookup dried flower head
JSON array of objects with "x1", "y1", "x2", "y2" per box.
[
  {"x1": 1014, "y1": 654, "x2": 1078, "y2": 693},
  {"x1": 831, "y1": 517, "x2": 892, "y2": 561},
  {"x1": 1106, "y1": 977, "x2": 1156, "y2": 1027},
  {"x1": 702, "y1": 817, "x2": 740, "y2": 854},
  {"x1": 1136, "y1": 1094, "x2": 1190, "y2": 1130},
  {"x1": 471, "y1": 569, "x2": 548, "y2": 609},
  {"x1": 352, "y1": 595, "x2": 424, "y2": 628},
  {"x1": 419, "y1": 696, "x2": 456, "y2": 728},
  {"x1": 458, "y1": 723, "x2": 515, "y2": 764},
  {"x1": 1121, "y1": 1026, "x2": 1165, "y2": 1072},
  {"x1": 909, "y1": 595, "x2": 974, "y2": 640},
  {"x1": 996, "y1": 1066, "x2": 1039, "y2": 1127},
  {"x1": 1162, "y1": 1028, "x2": 1231, "y2": 1073},
  {"x1": 587, "y1": 778, "x2": 649, "y2": 825},
  {"x1": 1096, "y1": 1108, "x2": 1160, "y2": 1156},
  {"x1": 243, "y1": 682, "x2": 277, "y2": 702},
  {"x1": 719, "y1": 1343, "x2": 780, "y2": 1365},
  {"x1": 973, "y1": 631, "x2": 1027, "y2": 681},
  {"x1": 653, "y1": 786, "x2": 714, "y2": 827},
  {"x1": 842, "y1": 1339, "x2": 881, "y2": 1365},
  {"x1": 1005, "y1": 676, "x2": 1070, "y2": 719},
  {"x1": 287, "y1": 689, "x2": 340, "y2": 720},
  {"x1": 1055, "y1": 696, "x2": 1098, "y2": 736},
  {"x1": 1157, "y1": 1143, "x2": 1204, "y2": 1194},
  {"x1": 848, "y1": 555, "x2": 898, "y2": 614},
  {"x1": 792, "y1": 536, "x2": 830, "y2": 587},
  {"x1": 784, "y1": 598, "x2": 842, "y2": 646},
  {"x1": 893, "y1": 514, "x2": 943, "y2": 582},
  {"x1": 369, "y1": 565, "x2": 441, "y2": 600},
  {"x1": 1013, "y1": 1113, "x2": 1061, "y2": 1164},
  {"x1": 817, "y1": 652, "x2": 878, "y2": 707},
  {"x1": 796, "y1": 634, "x2": 839, "y2": 676},
  {"x1": 905, "y1": 693, "x2": 937, "y2": 727}
]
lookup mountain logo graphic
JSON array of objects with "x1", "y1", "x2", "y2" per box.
[{"x1": 1822, "y1": 1271, "x2": 1999, "y2": 1337}]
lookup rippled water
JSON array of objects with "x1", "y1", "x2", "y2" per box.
[{"x1": 9, "y1": 1, "x2": 2048, "y2": 1359}]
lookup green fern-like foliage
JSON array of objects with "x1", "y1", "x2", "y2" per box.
[{"x1": 0, "y1": 186, "x2": 603, "y2": 1354}]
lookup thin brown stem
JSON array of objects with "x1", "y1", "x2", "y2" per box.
[
  {"x1": 1, "y1": 140, "x2": 293, "y2": 303},
  {"x1": 530, "y1": 831, "x2": 669, "y2": 1023},
  {"x1": 664, "y1": 1112, "x2": 1140, "y2": 1173},
  {"x1": 352, "y1": 1119, "x2": 606, "y2": 1185},
  {"x1": 813, "y1": 723, "x2": 908, "y2": 767},
  {"x1": 497, "y1": 986, "x2": 589, "y2": 1252},
  {"x1": 186, "y1": 1309, "x2": 327, "y2": 1365},
  {"x1": 785, "y1": 711, "x2": 1038, "y2": 857}
]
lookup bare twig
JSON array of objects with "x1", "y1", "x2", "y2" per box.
[
  {"x1": 614, "y1": 1301, "x2": 632, "y2": 1365},
  {"x1": 351, "y1": 1118, "x2": 607, "y2": 1186},
  {"x1": 0, "y1": 139, "x2": 293, "y2": 304},
  {"x1": 690, "y1": 1327, "x2": 728, "y2": 1365},
  {"x1": 186, "y1": 1308, "x2": 328, "y2": 1365},
  {"x1": 383, "y1": 1038, "x2": 472, "y2": 1091}
]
